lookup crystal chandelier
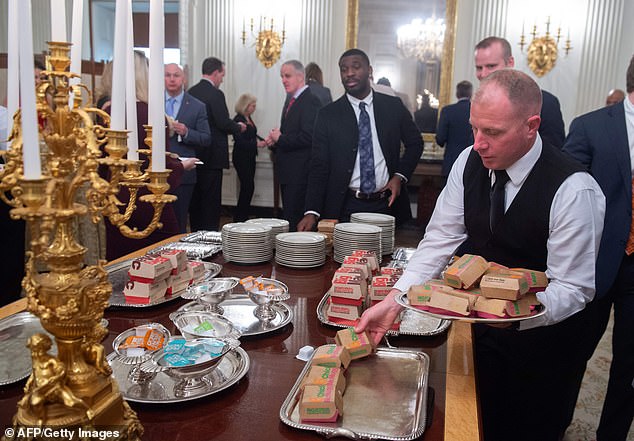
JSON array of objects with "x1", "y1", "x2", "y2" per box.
[{"x1": 397, "y1": 18, "x2": 445, "y2": 63}]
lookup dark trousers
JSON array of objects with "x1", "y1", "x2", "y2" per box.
[
  {"x1": 597, "y1": 253, "x2": 634, "y2": 441},
  {"x1": 190, "y1": 168, "x2": 223, "y2": 232},
  {"x1": 280, "y1": 182, "x2": 307, "y2": 232},
  {"x1": 474, "y1": 300, "x2": 609, "y2": 441},
  {"x1": 233, "y1": 154, "x2": 256, "y2": 222},
  {"x1": 340, "y1": 193, "x2": 391, "y2": 222},
  {"x1": 172, "y1": 183, "x2": 195, "y2": 233}
]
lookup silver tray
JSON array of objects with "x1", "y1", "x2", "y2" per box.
[
  {"x1": 179, "y1": 231, "x2": 222, "y2": 244},
  {"x1": 0, "y1": 312, "x2": 57, "y2": 386},
  {"x1": 394, "y1": 291, "x2": 547, "y2": 324},
  {"x1": 280, "y1": 347, "x2": 429, "y2": 440},
  {"x1": 106, "y1": 346, "x2": 249, "y2": 404},
  {"x1": 317, "y1": 290, "x2": 450, "y2": 337},
  {"x1": 177, "y1": 297, "x2": 293, "y2": 337},
  {"x1": 149, "y1": 242, "x2": 222, "y2": 260},
  {"x1": 106, "y1": 260, "x2": 222, "y2": 308}
]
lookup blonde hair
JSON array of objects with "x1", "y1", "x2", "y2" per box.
[
  {"x1": 97, "y1": 51, "x2": 150, "y2": 103},
  {"x1": 235, "y1": 93, "x2": 257, "y2": 116},
  {"x1": 98, "y1": 61, "x2": 113, "y2": 101}
]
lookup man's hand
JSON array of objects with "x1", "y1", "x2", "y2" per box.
[
  {"x1": 269, "y1": 127, "x2": 281, "y2": 143},
  {"x1": 297, "y1": 214, "x2": 318, "y2": 232},
  {"x1": 237, "y1": 122, "x2": 247, "y2": 133},
  {"x1": 355, "y1": 289, "x2": 404, "y2": 346},
  {"x1": 381, "y1": 175, "x2": 403, "y2": 207},
  {"x1": 180, "y1": 157, "x2": 199, "y2": 171},
  {"x1": 256, "y1": 140, "x2": 267, "y2": 148},
  {"x1": 172, "y1": 120, "x2": 188, "y2": 137}
]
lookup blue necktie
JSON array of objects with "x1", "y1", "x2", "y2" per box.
[
  {"x1": 167, "y1": 97, "x2": 176, "y2": 118},
  {"x1": 358, "y1": 102, "x2": 375, "y2": 193}
]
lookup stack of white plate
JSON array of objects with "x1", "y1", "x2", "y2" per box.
[
  {"x1": 333, "y1": 223, "x2": 382, "y2": 264},
  {"x1": 350, "y1": 212, "x2": 396, "y2": 255},
  {"x1": 245, "y1": 218, "x2": 290, "y2": 239},
  {"x1": 221, "y1": 222, "x2": 273, "y2": 264},
  {"x1": 275, "y1": 232, "x2": 327, "y2": 268}
]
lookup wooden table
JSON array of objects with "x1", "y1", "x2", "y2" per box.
[{"x1": 0, "y1": 235, "x2": 480, "y2": 441}]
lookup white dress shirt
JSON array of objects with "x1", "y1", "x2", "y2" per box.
[{"x1": 394, "y1": 135, "x2": 606, "y2": 329}]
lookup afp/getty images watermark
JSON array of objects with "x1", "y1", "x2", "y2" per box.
[{"x1": 4, "y1": 426, "x2": 121, "y2": 440}]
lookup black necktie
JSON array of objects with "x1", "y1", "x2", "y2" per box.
[{"x1": 490, "y1": 169, "x2": 510, "y2": 232}]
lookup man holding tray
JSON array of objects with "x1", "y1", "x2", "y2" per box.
[{"x1": 356, "y1": 69, "x2": 606, "y2": 441}]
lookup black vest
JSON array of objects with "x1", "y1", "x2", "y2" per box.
[{"x1": 460, "y1": 144, "x2": 584, "y2": 270}]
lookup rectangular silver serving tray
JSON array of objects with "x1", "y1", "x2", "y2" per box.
[
  {"x1": 280, "y1": 347, "x2": 430, "y2": 440},
  {"x1": 317, "y1": 290, "x2": 450, "y2": 337},
  {"x1": 149, "y1": 242, "x2": 222, "y2": 260},
  {"x1": 179, "y1": 230, "x2": 222, "y2": 245}
]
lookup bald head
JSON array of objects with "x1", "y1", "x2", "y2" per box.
[
  {"x1": 474, "y1": 69, "x2": 542, "y2": 119},
  {"x1": 605, "y1": 89, "x2": 625, "y2": 106},
  {"x1": 165, "y1": 63, "x2": 185, "y2": 96}
]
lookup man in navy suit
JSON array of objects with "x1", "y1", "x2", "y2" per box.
[
  {"x1": 563, "y1": 55, "x2": 634, "y2": 441},
  {"x1": 164, "y1": 63, "x2": 211, "y2": 233},
  {"x1": 475, "y1": 36, "x2": 566, "y2": 149},
  {"x1": 297, "y1": 49, "x2": 423, "y2": 230},
  {"x1": 266, "y1": 60, "x2": 321, "y2": 231},
  {"x1": 436, "y1": 80, "x2": 474, "y2": 181}
]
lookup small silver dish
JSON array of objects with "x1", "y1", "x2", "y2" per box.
[
  {"x1": 169, "y1": 310, "x2": 241, "y2": 340},
  {"x1": 181, "y1": 277, "x2": 240, "y2": 314},
  {"x1": 112, "y1": 323, "x2": 171, "y2": 365},
  {"x1": 240, "y1": 278, "x2": 290, "y2": 321},
  {"x1": 139, "y1": 337, "x2": 241, "y2": 398}
]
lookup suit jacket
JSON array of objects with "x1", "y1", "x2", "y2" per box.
[
  {"x1": 414, "y1": 106, "x2": 438, "y2": 133},
  {"x1": 275, "y1": 88, "x2": 321, "y2": 185},
  {"x1": 307, "y1": 80, "x2": 333, "y2": 107},
  {"x1": 540, "y1": 90, "x2": 566, "y2": 149},
  {"x1": 188, "y1": 79, "x2": 242, "y2": 169},
  {"x1": 167, "y1": 92, "x2": 211, "y2": 185},
  {"x1": 563, "y1": 101, "x2": 632, "y2": 297},
  {"x1": 436, "y1": 98, "x2": 473, "y2": 177},
  {"x1": 305, "y1": 91, "x2": 424, "y2": 219}
]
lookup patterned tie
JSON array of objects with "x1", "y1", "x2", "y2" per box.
[
  {"x1": 490, "y1": 169, "x2": 510, "y2": 232},
  {"x1": 626, "y1": 178, "x2": 634, "y2": 255},
  {"x1": 358, "y1": 102, "x2": 375, "y2": 193},
  {"x1": 285, "y1": 97, "x2": 296, "y2": 117},
  {"x1": 166, "y1": 97, "x2": 176, "y2": 118}
]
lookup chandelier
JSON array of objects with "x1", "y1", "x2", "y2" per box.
[{"x1": 397, "y1": 18, "x2": 445, "y2": 63}]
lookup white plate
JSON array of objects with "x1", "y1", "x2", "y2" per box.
[
  {"x1": 276, "y1": 232, "x2": 326, "y2": 244},
  {"x1": 222, "y1": 223, "x2": 272, "y2": 234},
  {"x1": 334, "y1": 223, "x2": 382, "y2": 234}
]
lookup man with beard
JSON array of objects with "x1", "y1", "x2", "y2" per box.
[{"x1": 297, "y1": 49, "x2": 422, "y2": 230}]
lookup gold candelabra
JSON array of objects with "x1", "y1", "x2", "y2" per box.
[
  {"x1": 519, "y1": 17, "x2": 572, "y2": 77},
  {"x1": 0, "y1": 41, "x2": 176, "y2": 440},
  {"x1": 241, "y1": 16, "x2": 286, "y2": 69}
]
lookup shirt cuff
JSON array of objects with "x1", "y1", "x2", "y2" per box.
[
  {"x1": 304, "y1": 211, "x2": 320, "y2": 218},
  {"x1": 395, "y1": 173, "x2": 408, "y2": 184}
]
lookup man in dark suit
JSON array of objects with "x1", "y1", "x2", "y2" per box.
[
  {"x1": 297, "y1": 49, "x2": 423, "y2": 230},
  {"x1": 266, "y1": 60, "x2": 321, "y2": 231},
  {"x1": 414, "y1": 94, "x2": 438, "y2": 133},
  {"x1": 563, "y1": 55, "x2": 634, "y2": 441},
  {"x1": 436, "y1": 80, "x2": 474, "y2": 180},
  {"x1": 188, "y1": 57, "x2": 246, "y2": 231},
  {"x1": 475, "y1": 36, "x2": 566, "y2": 148},
  {"x1": 164, "y1": 63, "x2": 211, "y2": 233}
]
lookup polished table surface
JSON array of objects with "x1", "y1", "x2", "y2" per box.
[{"x1": 0, "y1": 234, "x2": 480, "y2": 441}]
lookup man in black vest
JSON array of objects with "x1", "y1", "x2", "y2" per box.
[{"x1": 357, "y1": 69, "x2": 606, "y2": 441}]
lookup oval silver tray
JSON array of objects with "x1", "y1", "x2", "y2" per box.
[
  {"x1": 394, "y1": 291, "x2": 547, "y2": 323},
  {"x1": 106, "y1": 346, "x2": 249, "y2": 404},
  {"x1": 106, "y1": 260, "x2": 222, "y2": 308},
  {"x1": 149, "y1": 242, "x2": 222, "y2": 260},
  {"x1": 280, "y1": 347, "x2": 430, "y2": 440},
  {"x1": 177, "y1": 297, "x2": 293, "y2": 337},
  {"x1": 316, "y1": 290, "x2": 450, "y2": 337}
]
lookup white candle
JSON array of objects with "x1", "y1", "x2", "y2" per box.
[
  {"x1": 6, "y1": 0, "x2": 19, "y2": 135},
  {"x1": 70, "y1": 0, "x2": 83, "y2": 78},
  {"x1": 149, "y1": 0, "x2": 165, "y2": 171},
  {"x1": 50, "y1": 0, "x2": 67, "y2": 42},
  {"x1": 125, "y1": 0, "x2": 139, "y2": 161},
  {"x1": 18, "y1": 0, "x2": 42, "y2": 179},
  {"x1": 110, "y1": 0, "x2": 127, "y2": 131}
]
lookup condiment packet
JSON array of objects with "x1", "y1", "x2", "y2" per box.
[
  {"x1": 164, "y1": 339, "x2": 187, "y2": 354},
  {"x1": 193, "y1": 321, "x2": 214, "y2": 333},
  {"x1": 296, "y1": 345, "x2": 315, "y2": 361},
  {"x1": 164, "y1": 353, "x2": 193, "y2": 367}
]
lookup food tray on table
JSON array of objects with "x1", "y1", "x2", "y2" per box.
[
  {"x1": 280, "y1": 347, "x2": 430, "y2": 440},
  {"x1": 149, "y1": 242, "x2": 222, "y2": 260},
  {"x1": 106, "y1": 345, "x2": 249, "y2": 404},
  {"x1": 0, "y1": 312, "x2": 58, "y2": 386},
  {"x1": 177, "y1": 297, "x2": 293, "y2": 337},
  {"x1": 179, "y1": 231, "x2": 222, "y2": 245},
  {"x1": 394, "y1": 291, "x2": 547, "y2": 324},
  {"x1": 106, "y1": 259, "x2": 222, "y2": 308},
  {"x1": 317, "y1": 290, "x2": 450, "y2": 337}
]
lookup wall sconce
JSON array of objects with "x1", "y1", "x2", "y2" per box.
[
  {"x1": 519, "y1": 17, "x2": 572, "y2": 77},
  {"x1": 241, "y1": 16, "x2": 286, "y2": 69}
]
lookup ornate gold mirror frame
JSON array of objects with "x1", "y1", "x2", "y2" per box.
[{"x1": 345, "y1": 0, "x2": 457, "y2": 108}]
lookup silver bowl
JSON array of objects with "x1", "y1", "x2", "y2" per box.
[
  {"x1": 169, "y1": 310, "x2": 241, "y2": 340},
  {"x1": 182, "y1": 277, "x2": 239, "y2": 314},
  {"x1": 240, "y1": 278, "x2": 290, "y2": 321},
  {"x1": 112, "y1": 323, "x2": 171, "y2": 365}
]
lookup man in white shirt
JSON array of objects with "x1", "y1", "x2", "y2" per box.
[{"x1": 357, "y1": 69, "x2": 606, "y2": 441}]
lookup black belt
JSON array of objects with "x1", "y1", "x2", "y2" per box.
[{"x1": 348, "y1": 189, "x2": 391, "y2": 201}]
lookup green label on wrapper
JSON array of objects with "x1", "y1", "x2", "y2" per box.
[{"x1": 307, "y1": 408, "x2": 330, "y2": 415}]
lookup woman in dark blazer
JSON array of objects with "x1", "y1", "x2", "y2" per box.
[{"x1": 232, "y1": 93, "x2": 266, "y2": 222}]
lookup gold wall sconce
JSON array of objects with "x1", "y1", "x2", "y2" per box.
[
  {"x1": 241, "y1": 16, "x2": 286, "y2": 69},
  {"x1": 519, "y1": 17, "x2": 572, "y2": 77}
]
